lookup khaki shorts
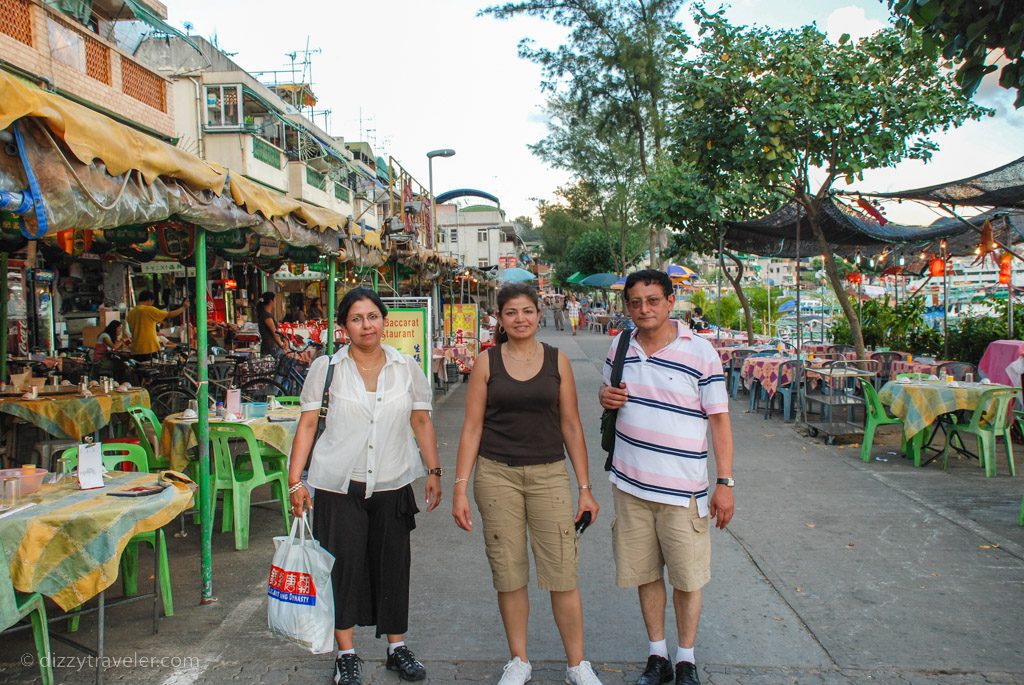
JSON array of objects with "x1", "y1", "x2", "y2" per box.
[
  {"x1": 612, "y1": 488, "x2": 710, "y2": 591},
  {"x1": 473, "y1": 457, "x2": 579, "y2": 592}
]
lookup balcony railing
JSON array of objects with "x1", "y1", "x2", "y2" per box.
[
  {"x1": 306, "y1": 167, "x2": 326, "y2": 191},
  {"x1": 1, "y1": 0, "x2": 33, "y2": 46},
  {"x1": 252, "y1": 136, "x2": 282, "y2": 169}
]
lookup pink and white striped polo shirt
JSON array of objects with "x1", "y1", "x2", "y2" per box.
[{"x1": 603, "y1": 320, "x2": 729, "y2": 516}]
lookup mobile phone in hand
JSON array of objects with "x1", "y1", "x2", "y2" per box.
[{"x1": 575, "y1": 511, "x2": 592, "y2": 538}]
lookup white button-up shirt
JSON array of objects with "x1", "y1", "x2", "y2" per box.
[{"x1": 299, "y1": 344, "x2": 432, "y2": 497}]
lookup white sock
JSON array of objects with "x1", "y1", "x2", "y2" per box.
[
  {"x1": 675, "y1": 646, "x2": 695, "y2": 665},
  {"x1": 387, "y1": 641, "x2": 405, "y2": 655},
  {"x1": 338, "y1": 649, "x2": 355, "y2": 657},
  {"x1": 649, "y1": 640, "x2": 669, "y2": 658}
]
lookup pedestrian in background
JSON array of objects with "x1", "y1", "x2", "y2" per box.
[
  {"x1": 599, "y1": 269, "x2": 735, "y2": 685},
  {"x1": 288, "y1": 287, "x2": 443, "y2": 685},
  {"x1": 566, "y1": 294, "x2": 581, "y2": 336},
  {"x1": 451, "y1": 283, "x2": 603, "y2": 685},
  {"x1": 553, "y1": 296, "x2": 566, "y2": 331}
]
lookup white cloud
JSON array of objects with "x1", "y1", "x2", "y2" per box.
[{"x1": 825, "y1": 6, "x2": 885, "y2": 43}]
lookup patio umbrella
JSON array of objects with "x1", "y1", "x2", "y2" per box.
[
  {"x1": 566, "y1": 272, "x2": 587, "y2": 285},
  {"x1": 498, "y1": 267, "x2": 536, "y2": 283},
  {"x1": 610, "y1": 275, "x2": 627, "y2": 291},
  {"x1": 580, "y1": 272, "x2": 619, "y2": 288},
  {"x1": 778, "y1": 298, "x2": 797, "y2": 312},
  {"x1": 667, "y1": 264, "x2": 697, "y2": 282}
]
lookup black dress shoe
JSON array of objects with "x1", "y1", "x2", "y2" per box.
[
  {"x1": 674, "y1": 661, "x2": 701, "y2": 685},
  {"x1": 386, "y1": 645, "x2": 427, "y2": 681},
  {"x1": 637, "y1": 654, "x2": 673, "y2": 684},
  {"x1": 334, "y1": 654, "x2": 362, "y2": 685}
]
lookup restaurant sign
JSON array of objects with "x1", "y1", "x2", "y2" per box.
[
  {"x1": 382, "y1": 308, "x2": 429, "y2": 378},
  {"x1": 105, "y1": 225, "x2": 150, "y2": 245},
  {"x1": 141, "y1": 262, "x2": 196, "y2": 276}
]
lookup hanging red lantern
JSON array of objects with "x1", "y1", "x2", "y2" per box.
[
  {"x1": 845, "y1": 271, "x2": 863, "y2": 286},
  {"x1": 998, "y1": 271, "x2": 1011, "y2": 285},
  {"x1": 928, "y1": 256, "x2": 945, "y2": 277}
]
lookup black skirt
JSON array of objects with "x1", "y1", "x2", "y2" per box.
[{"x1": 312, "y1": 482, "x2": 419, "y2": 636}]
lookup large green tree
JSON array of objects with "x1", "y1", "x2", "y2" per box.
[
  {"x1": 481, "y1": 0, "x2": 683, "y2": 267},
  {"x1": 888, "y1": 0, "x2": 1024, "y2": 107},
  {"x1": 662, "y1": 10, "x2": 987, "y2": 358}
]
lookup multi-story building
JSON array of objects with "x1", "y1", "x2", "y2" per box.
[
  {"x1": 436, "y1": 204, "x2": 519, "y2": 270},
  {"x1": 135, "y1": 35, "x2": 376, "y2": 225},
  {"x1": 0, "y1": 0, "x2": 180, "y2": 137}
]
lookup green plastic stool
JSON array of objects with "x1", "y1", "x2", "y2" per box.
[
  {"x1": 127, "y1": 405, "x2": 169, "y2": 471},
  {"x1": 275, "y1": 396, "x2": 301, "y2": 407},
  {"x1": 199, "y1": 423, "x2": 290, "y2": 550}
]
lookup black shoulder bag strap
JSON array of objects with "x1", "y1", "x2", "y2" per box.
[
  {"x1": 313, "y1": 358, "x2": 336, "y2": 446},
  {"x1": 603, "y1": 330, "x2": 633, "y2": 471}
]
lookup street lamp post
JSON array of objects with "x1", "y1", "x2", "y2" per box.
[
  {"x1": 427, "y1": 148, "x2": 455, "y2": 342},
  {"x1": 427, "y1": 148, "x2": 456, "y2": 256}
]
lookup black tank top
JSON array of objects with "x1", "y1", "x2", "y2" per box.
[{"x1": 479, "y1": 342, "x2": 565, "y2": 465}]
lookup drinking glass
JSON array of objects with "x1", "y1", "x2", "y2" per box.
[
  {"x1": 964, "y1": 372, "x2": 975, "y2": 383},
  {"x1": 187, "y1": 400, "x2": 198, "y2": 416},
  {"x1": 0, "y1": 477, "x2": 19, "y2": 511}
]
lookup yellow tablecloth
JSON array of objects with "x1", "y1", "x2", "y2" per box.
[
  {"x1": 161, "y1": 409, "x2": 302, "y2": 472},
  {"x1": 0, "y1": 471, "x2": 194, "y2": 610},
  {"x1": 0, "y1": 388, "x2": 150, "y2": 441},
  {"x1": 878, "y1": 380, "x2": 1010, "y2": 438}
]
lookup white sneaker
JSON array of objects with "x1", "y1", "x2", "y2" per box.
[
  {"x1": 565, "y1": 660, "x2": 603, "y2": 685},
  {"x1": 497, "y1": 656, "x2": 532, "y2": 685}
]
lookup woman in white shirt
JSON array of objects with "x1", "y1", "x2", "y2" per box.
[
  {"x1": 566, "y1": 294, "x2": 582, "y2": 336},
  {"x1": 288, "y1": 288, "x2": 443, "y2": 685}
]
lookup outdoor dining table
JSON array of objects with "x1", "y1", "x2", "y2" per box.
[
  {"x1": 890, "y1": 359, "x2": 949, "y2": 378},
  {"x1": 161, "y1": 407, "x2": 302, "y2": 472},
  {"x1": 741, "y1": 355, "x2": 796, "y2": 397},
  {"x1": 0, "y1": 471, "x2": 194, "y2": 683},
  {"x1": 0, "y1": 387, "x2": 150, "y2": 441},
  {"x1": 877, "y1": 379, "x2": 1013, "y2": 466}
]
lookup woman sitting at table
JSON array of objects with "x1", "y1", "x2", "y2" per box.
[
  {"x1": 288, "y1": 287, "x2": 443, "y2": 685},
  {"x1": 94, "y1": 320, "x2": 130, "y2": 381}
]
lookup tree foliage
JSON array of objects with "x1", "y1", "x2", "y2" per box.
[
  {"x1": 480, "y1": 0, "x2": 684, "y2": 267},
  {"x1": 888, "y1": 0, "x2": 1024, "y2": 107},
  {"x1": 654, "y1": 9, "x2": 987, "y2": 356}
]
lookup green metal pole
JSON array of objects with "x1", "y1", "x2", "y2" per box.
[
  {"x1": 327, "y1": 256, "x2": 336, "y2": 355},
  {"x1": 195, "y1": 229, "x2": 214, "y2": 602},
  {"x1": 0, "y1": 253, "x2": 7, "y2": 382},
  {"x1": 372, "y1": 269, "x2": 379, "y2": 292}
]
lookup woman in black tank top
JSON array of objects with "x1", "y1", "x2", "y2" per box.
[{"x1": 451, "y1": 284, "x2": 604, "y2": 684}]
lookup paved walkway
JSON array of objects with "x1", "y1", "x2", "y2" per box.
[{"x1": 2, "y1": 326, "x2": 1022, "y2": 684}]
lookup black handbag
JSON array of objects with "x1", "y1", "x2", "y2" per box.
[{"x1": 602, "y1": 330, "x2": 633, "y2": 471}]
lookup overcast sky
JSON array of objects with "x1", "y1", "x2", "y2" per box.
[{"x1": 168, "y1": 0, "x2": 1024, "y2": 226}]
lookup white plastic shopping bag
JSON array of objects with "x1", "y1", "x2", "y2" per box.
[{"x1": 267, "y1": 513, "x2": 336, "y2": 654}]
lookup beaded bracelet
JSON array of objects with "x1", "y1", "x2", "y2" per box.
[{"x1": 288, "y1": 482, "x2": 306, "y2": 495}]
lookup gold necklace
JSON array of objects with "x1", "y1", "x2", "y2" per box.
[{"x1": 505, "y1": 342, "x2": 539, "y2": 363}]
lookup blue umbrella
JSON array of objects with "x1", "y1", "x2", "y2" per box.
[
  {"x1": 498, "y1": 267, "x2": 536, "y2": 283},
  {"x1": 579, "y1": 272, "x2": 619, "y2": 288},
  {"x1": 778, "y1": 298, "x2": 797, "y2": 312}
]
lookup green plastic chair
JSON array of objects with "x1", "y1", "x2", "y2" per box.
[
  {"x1": 127, "y1": 405, "x2": 168, "y2": 471},
  {"x1": 199, "y1": 423, "x2": 290, "y2": 550},
  {"x1": 858, "y1": 379, "x2": 903, "y2": 462},
  {"x1": 59, "y1": 443, "x2": 174, "y2": 617},
  {"x1": 941, "y1": 387, "x2": 1020, "y2": 478},
  {"x1": 0, "y1": 543, "x2": 53, "y2": 685},
  {"x1": 275, "y1": 396, "x2": 301, "y2": 407}
]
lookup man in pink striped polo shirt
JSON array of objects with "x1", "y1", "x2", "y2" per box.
[{"x1": 599, "y1": 269, "x2": 735, "y2": 685}]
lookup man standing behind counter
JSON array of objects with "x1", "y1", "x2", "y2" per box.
[{"x1": 126, "y1": 290, "x2": 188, "y2": 362}]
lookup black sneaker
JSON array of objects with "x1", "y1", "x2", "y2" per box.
[
  {"x1": 674, "y1": 661, "x2": 700, "y2": 685},
  {"x1": 334, "y1": 654, "x2": 362, "y2": 685},
  {"x1": 637, "y1": 654, "x2": 673, "y2": 685},
  {"x1": 386, "y1": 645, "x2": 427, "y2": 681}
]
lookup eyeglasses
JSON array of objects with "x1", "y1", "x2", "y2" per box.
[
  {"x1": 348, "y1": 313, "x2": 382, "y2": 325},
  {"x1": 626, "y1": 296, "x2": 666, "y2": 309}
]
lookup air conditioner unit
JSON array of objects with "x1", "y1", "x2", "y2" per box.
[{"x1": 307, "y1": 156, "x2": 330, "y2": 173}]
